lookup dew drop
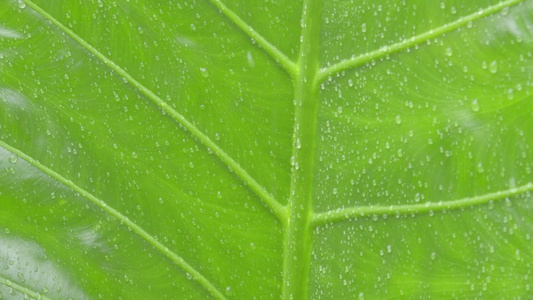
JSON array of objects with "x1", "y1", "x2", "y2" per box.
[
  {"x1": 488, "y1": 200, "x2": 494, "y2": 210},
  {"x1": 246, "y1": 51, "x2": 255, "y2": 67},
  {"x1": 225, "y1": 286, "x2": 233, "y2": 296},
  {"x1": 505, "y1": 197, "x2": 512, "y2": 207},
  {"x1": 445, "y1": 47, "x2": 453, "y2": 57},
  {"x1": 17, "y1": 0, "x2": 26, "y2": 9},
  {"x1": 506, "y1": 89, "x2": 514, "y2": 100},
  {"x1": 489, "y1": 60, "x2": 498, "y2": 74},
  {"x1": 395, "y1": 115, "x2": 402, "y2": 124},
  {"x1": 477, "y1": 162, "x2": 485, "y2": 173},
  {"x1": 8, "y1": 153, "x2": 18, "y2": 164},
  {"x1": 397, "y1": 148, "x2": 403, "y2": 157},
  {"x1": 200, "y1": 67, "x2": 209, "y2": 78},
  {"x1": 361, "y1": 23, "x2": 367, "y2": 33},
  {"x1": 470, "y1": 99, "x2": 480, "y2": 112},
  {"x1": 501, "y1": 6, "x2": 510, "y2": 15}
]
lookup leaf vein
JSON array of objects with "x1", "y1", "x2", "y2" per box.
[
  {"x1": 312, "y1": 183, "x2": 533, "y2": 227},
  {"x1": 316, "y1": 0, "x2": 527, "y2": 84},
  {"x1": 0, "y1": 140, "x2": 227, "y2": 300},
  {"x1": 22, "y1": 0, "x2": 287, "y2": 223},
  {"x1": 207, "y1": 0, "x2": 298, "y2": 77},
  {"x1": 0, "y1": 274, "x2": 53, "y2": 300}
]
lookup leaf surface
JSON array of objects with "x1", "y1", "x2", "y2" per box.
[{"x1": 1, "y1": 0, "x2": 532, "y2": 299}]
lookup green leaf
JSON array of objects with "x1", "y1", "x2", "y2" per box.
[{"x1": 1, "y1": 0, "x2": 532, "y2": 299}]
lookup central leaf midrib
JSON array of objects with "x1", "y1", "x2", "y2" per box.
[{"x1": 282, "y1": 0, "x2": 322, "y2": 299}]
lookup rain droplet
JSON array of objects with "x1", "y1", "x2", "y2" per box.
[
  {"x1": 8, "y1": 153, "x2": 18, "y2": 164},
  {"x1": 397, "y1": 148, "x2": 403, "y2": 157},
  {"x1": 477, "y1": 162, "x2": 485, "y2": 173},
  {"x1": 470, "y1": 99, "x2": 480, "y2": 112},
  {"x1": 506, "y1": 89, "x2": 514, "y2": 100},
  {"x1": 361, "y1": 23, "x2": 367, "y2": 33},
  {"x1": 505, "y1": 197, "x2": 512, "y2": 207},
  {"x1": 246, "y1": 51, "x2": 255, "y2": 67},
  {"x1": 200, "y1": 67, "x2": 209, "y2": 78},
  {"x1": 445, "y1": 47, "x2": 453, "y2": 57},
  {"x1": 501, "y1": 6, "x2": 510, "y2": 15},
  {"x1": 395, "y1": 115, "x2": 402, "y2": 124},
  {"x1": 488, "y1": 200, "x2": 494, "y2": 210},
  {"x1": 17, "y1": 0, "x2": 26, "y2": 9},
  {"x1": 489, "y1": 61, "x2": 498, "y2": 74},
  {"x1": 295, "y1": 138, "x2": 301, "y2": 149}
]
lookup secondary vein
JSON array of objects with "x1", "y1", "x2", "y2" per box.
[
  {"x1": 312, "y1": 182, "x2": 533, "y2": 227},
  {"x1": 0, "y1": 141, "x2": 227, "y2": 300},
  {"x1": 22, "y1": 0, "x2": 287, "y2": 222},
  {"x1": 316, "y1": 0, "x2": 527, "y2": 84},
  {"x1": 207, "y1": 0, "x2": 298, "y2": 78},
  {"x1": 0, "y1": 274, "x2": 53, "y2": 300}
]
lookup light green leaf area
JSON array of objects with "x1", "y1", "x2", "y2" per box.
[{"x1": 1, "y1": 0, "x2": 532, "y2": 299}]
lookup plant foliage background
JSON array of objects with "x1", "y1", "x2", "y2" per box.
[{"x1": 1, "y1": 0, "x2": 532, "y2": 299}]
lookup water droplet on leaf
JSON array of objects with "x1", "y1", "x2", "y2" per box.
[
  {"x1": 395, "y1": 115, "x2": 402, "y2": 124},
  {"x1": 200, "y1": 67, "x2": 209, "y2": 78},
  {"x1": 8, "y1": 154, "x2": 18, "y2": 164},
  {"x1": 489, "y1": 61, "x2": 498, "y2": 74},
  {"x1": 470, "y1": 99, "x2": 480, "y2": 112}
]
